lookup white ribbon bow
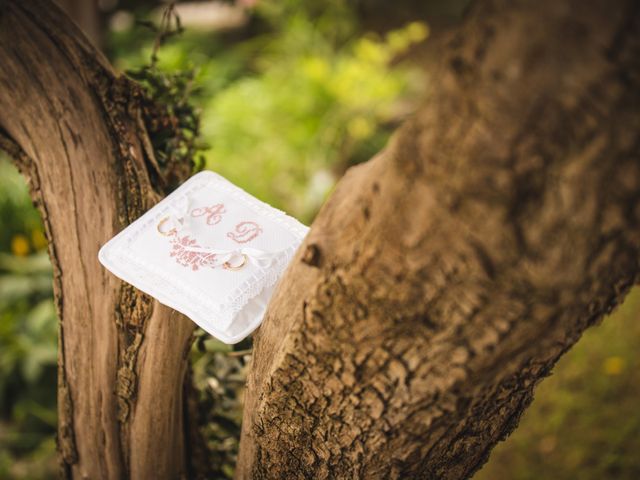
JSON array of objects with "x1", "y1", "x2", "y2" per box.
[{"x1": 175, "y1": 244, "x2": 280, "y2": 269}]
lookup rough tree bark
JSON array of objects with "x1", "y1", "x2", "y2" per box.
[
  {"x1": 0, "y1": 0, "x2": 639, "y2": 479},
  {"x1": 0, "y1": 1, "x2": 202, "y2": 478},
  {"x1": 236, "y1": 0, "x2": 640, "y2": 478}
]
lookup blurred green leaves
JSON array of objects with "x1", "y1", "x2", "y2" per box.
[
  {"x1": 0, "y1": 161, "x2": 43, "y2": 253},
  {"x1": 0, "y1": 160, "x2": 56, "y2": 401},
  {"x1": 201, "y1": 15, "x2": 427, "y2": 221},
  {"x1": 190, "y1": 332, "x2": 249, "y2": 479},
  {"x1": 112, "y1": 1, "x2": 428, "y2": 221},
  {"x1": 0, "y1": 158, "x2": 57, "y2": 479}
]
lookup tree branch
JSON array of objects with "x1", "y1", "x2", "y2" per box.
[
  {"x1": 237, "y1": 0, "x2": 640, "y2": 477},
  {"x1": 0, "y1": 1, "x2": 200, "y2": 477}
]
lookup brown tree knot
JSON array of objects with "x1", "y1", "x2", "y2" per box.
[{"x1": 301, "y1": 243, "x2": 322, "y2": 267}]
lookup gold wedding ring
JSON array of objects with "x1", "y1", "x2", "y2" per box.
[
  {"x1": 224, "y1": 254, "x2": 248, "y2": 271},
  {"x1": 157, "y1": 217, "x2": 177, "y2": 236}
]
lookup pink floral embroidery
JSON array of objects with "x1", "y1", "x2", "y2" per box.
[
  {"x1": 190, "y1": 204, "x2": 226, "y2": 225},
  {"x1": 227, "y1": 221, "x2": 263, "y2": 244},
  {"x1": 169, "y1": 235, "x2": 217, "y2": 271}
]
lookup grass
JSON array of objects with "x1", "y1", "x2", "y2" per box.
[{"x1": 475, "y1": 287, "x2": 640, "y2": 480}]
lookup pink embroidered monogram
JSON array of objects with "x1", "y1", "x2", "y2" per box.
[
  {"x1": 227, "y1": 221, "x2": 263, "y2": 244},
  {"x1": 190, "y1": 203, "x2": 226, "y2": 225}
]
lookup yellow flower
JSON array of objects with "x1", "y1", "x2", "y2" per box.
[
  {"x1": 347, "y1": 117, "x2": 374, "y2": 140},
  {"x1": 385, "y1": 22, "x2": 429, "y2": 56},
  {"x1": 354, "y1": 37, "x2": 390, "y2": 65},
  {"x1": 603, "y1": 356, "x2": 625, "y2": 376},
  {"x1": 31, "y1": 229, "x2": 48, "y2": 250},
  {"x1": 406, "y1": 21, "x2": 429, "y2": 43},
  {"x1": 386, "y1": 30, "x2": 411, "y2": 55},
  {"x1": 11, "y1": 234, "x2": 30, "y2": 257}
]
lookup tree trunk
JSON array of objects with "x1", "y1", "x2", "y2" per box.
[
  {"x1": 0, "y1": 1, "x2": 199, "y2": 478},
  {"x1": 236, "y1": 0, "x2": 640, "y2": 478},
  {"x1": 56, "y1": 0, "x2": 103, "y2": 48}
]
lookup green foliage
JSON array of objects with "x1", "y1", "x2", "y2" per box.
[
  {"x1": 0, "y1": 161, "x2": 43, "y2": 253},
  {"x1": 0, "y1": 158, "x2": 57, "y2": 479},
  {"x1": 125, "y1": 5, "x2": 207, "y2": 185},
  {"x1": 201, "y1": 14, "x2": 427, "y2": 220},
  {"x1": 190, "y1": 332, "x2": 250, "y2": 479},
  {"x1": 112, "y1": 2, "x2": 427, "y2": 221},
  {"x1": 129, "y1": 65, "x2": 207, "y2": 178}
]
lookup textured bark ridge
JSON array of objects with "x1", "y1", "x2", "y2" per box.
[
  {"x1": 237, "y1": 0, "x2": 640, "y2": 478},
  {"x1": 0, "y1": 1, "x2": 199, "y2": 478}
]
